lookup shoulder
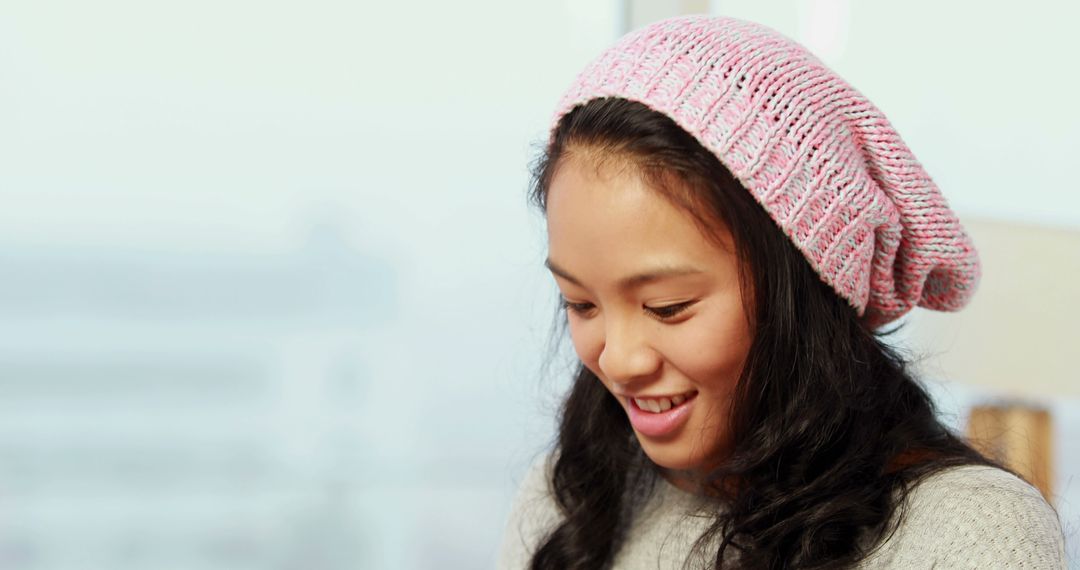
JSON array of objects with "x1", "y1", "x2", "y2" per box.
[
  {"x1": 497, "y1": 454, "x2": 562, "y2": 570},
  {"x1": 862, "y1": 465, "x2": 1066, "y2": 569}
]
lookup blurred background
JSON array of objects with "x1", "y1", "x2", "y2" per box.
[{"x1": 0, "y1": 0, "x2": 1076, "y2": 568}]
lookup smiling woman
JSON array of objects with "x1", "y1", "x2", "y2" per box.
[
  {"x1": 544, "y1": 152, "x2": 751, "y2": 479},
  {"x1": 499, "y1": 15, "x2": 1065, "y2": 570}
]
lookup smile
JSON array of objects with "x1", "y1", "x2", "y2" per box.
[
  {"x1": 625, "y1": 391, "x2": 698, "y2": 438},
  {"x1": 632, "y1": 392, "x2": 692, "y2": 413}
]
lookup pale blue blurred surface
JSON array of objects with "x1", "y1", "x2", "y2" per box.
[{"x1": 0, "y1": 0, "x2": 1076, "y2": 568}]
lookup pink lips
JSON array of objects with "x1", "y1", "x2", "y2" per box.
[{"x1": 625, "y1": 392, "x2": 697, "y2": 438}]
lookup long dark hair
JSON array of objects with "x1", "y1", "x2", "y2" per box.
[{"x1": 528, "y1": 98, "x2": 995, "y2": 569}]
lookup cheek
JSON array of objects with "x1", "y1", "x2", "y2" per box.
[
  {"x1": 566, "y1": 317, "x2": 604, "y2": 374},
  {"x1": 663, "y1": 315, "x2": 751, "y2": 392}
]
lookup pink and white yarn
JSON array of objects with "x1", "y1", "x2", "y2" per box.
[{"x1": 552, "y1": 15, "x2": 979, "y2": 327}]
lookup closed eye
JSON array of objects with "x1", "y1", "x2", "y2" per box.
[
  {"x1": 560, "y1": 298, "x2": 597, "y2": 317},
  {"x1": 645, "y1": 301, "x2": 697, "y2": 320}
]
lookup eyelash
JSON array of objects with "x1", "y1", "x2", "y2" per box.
[
  {"x1": 560, "y1": 299, "x2": 596, "y2": 316},
  {"x1": 647, "y1": 301, "x2": 695, "y2": 319},
  {"x1": 560, "y1": 299, "x2": 696, "y2": 321}
]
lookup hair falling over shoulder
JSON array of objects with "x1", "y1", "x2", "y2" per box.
[{"x1": 527, "y1": 98, "x2": 996, "y2": 570}]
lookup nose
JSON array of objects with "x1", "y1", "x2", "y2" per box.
[{"x1": 597, "y1": 316, "x2": 662, "y2": 386}]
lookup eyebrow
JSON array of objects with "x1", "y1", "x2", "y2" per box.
[{"x1": 545, "y1": 258, "x2": 705, "y2": 291}]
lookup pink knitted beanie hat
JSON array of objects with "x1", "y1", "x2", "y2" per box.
[{"x1": 552, "y1": 16, "x2": 979, "y2": 327}]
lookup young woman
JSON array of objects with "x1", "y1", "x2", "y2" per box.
[{"x1": 499, "y1": 15, "x2": 1064, "y2": 570}]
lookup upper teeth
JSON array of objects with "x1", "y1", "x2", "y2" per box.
[{"x1": 634, "y1": 394, "x2": 688, "y2": 413}]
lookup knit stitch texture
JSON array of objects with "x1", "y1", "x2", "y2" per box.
[
  {"x1": 499, "y1": 459, "x2": 1067, "y2": 569},
  {"x1": 552, "y1": 16, "x2": 980, "y2": 326}
]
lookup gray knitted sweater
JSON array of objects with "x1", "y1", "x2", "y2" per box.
[{"x1": 498, "y1": 458, "x2": 1066, "y2": 569}]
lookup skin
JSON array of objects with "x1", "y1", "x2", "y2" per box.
[{"x1": 545, "y1": 151, "x2": 754, "y2": 490}]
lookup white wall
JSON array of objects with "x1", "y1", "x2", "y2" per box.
[{"x1": 0, "y1": 1, "x2": 623, "y2": 568}]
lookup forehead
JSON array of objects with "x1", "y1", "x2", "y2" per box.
[
  {"x1": 545, "y1": 153, "x2": 735, "y2": 279},
  {"x1": 547, "y1": 152, "x2": 658, "y2": 231}
]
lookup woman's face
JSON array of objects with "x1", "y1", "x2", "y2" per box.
[{"x1": 545, "y1": 152, "x2": 753, "y2": 478}]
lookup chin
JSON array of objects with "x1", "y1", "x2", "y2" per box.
[{"x1": 635, "y1": 433, "x2": 711, "y2": 472}]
